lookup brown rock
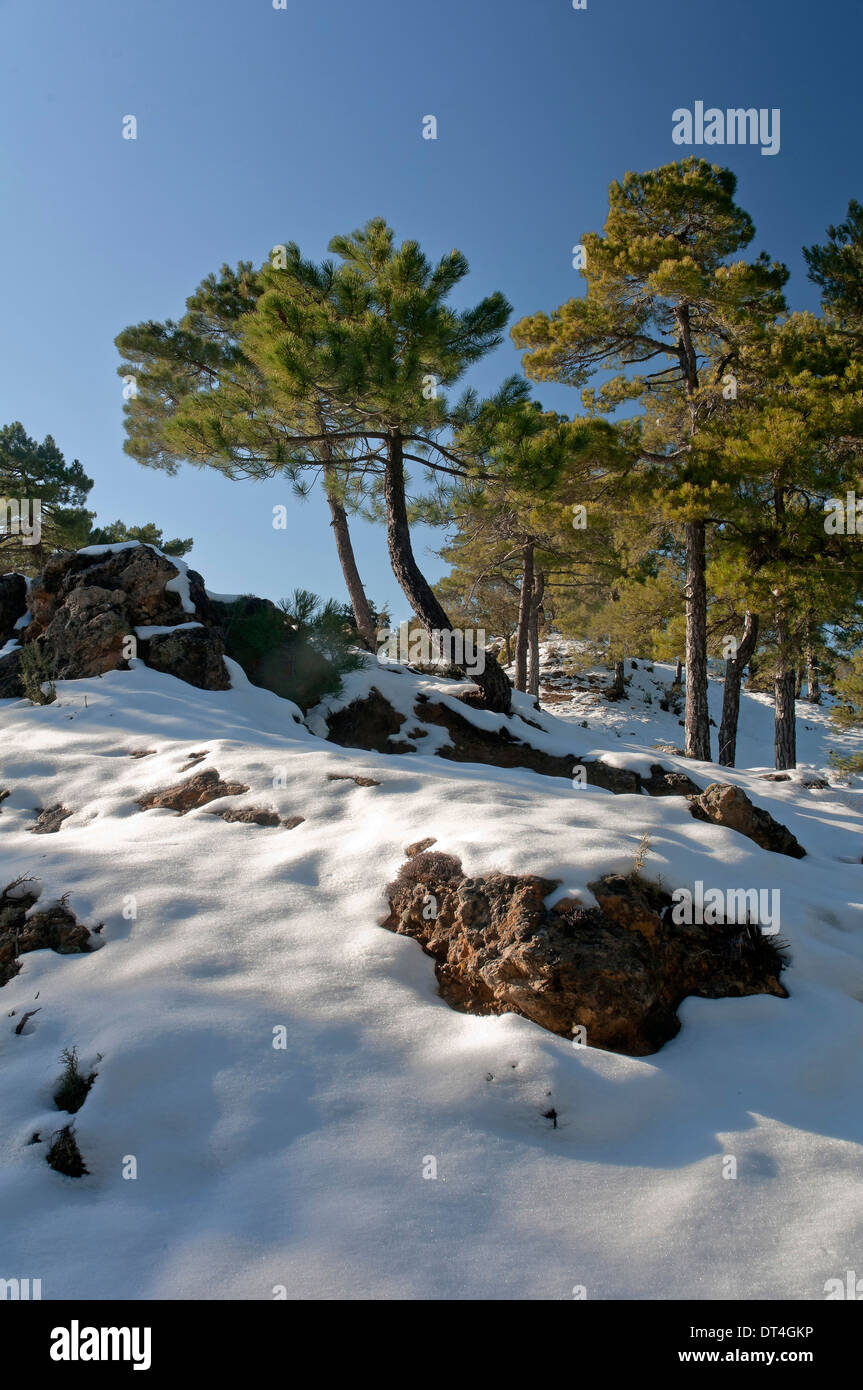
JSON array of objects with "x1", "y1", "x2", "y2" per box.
[
  {"x1": 137, "y1": 768, "x2": 249, "y2": 814},
  {"x1": 0, "y1": 886, "x2": 92, "y2": 987},
  {"x1": 690, "y1": 783, "x2": 806, "y2": 858},
  {"x1": 382, "y1": 852, "x2": 788, "y2": 1056},
  {"x1": 29, "y1": 805, "x2": 72, "y2": 835}
]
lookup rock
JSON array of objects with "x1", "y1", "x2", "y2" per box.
[
  {"x1": 690, "y1": 783, "x2": 806, "y2": 858},
  {"x1": 217, "y1": 807, "x2": 280, "y2": 827},
  {"x1": 325, "y1": 686, "x2": 410, "y2": 753},
  {"x1": 0, "y1": 886, "x2": 93, "y2": 987},
  {"x1": 29, "y1": 805, "x2": 72, "y2": 834},
  {"x1": 0, "y1": 572, "x2": 27, "y2": 645},
  {"x1": 327, "y1": 773, "x2": 381, "y2": 787},
  {"x1": 137, "y1": 768, "x2": 249, "y2": 815},
  {"x1": 141, "y1": 626, "x2": 230, "y2": 691},
  {"x1": 642, "y1": 764, "x2": 701, "y2": 798},
  {"x1": 323, "y1": 687, "x2": 695, "y2": 797},
  {"x1": 3, "y1": 545, "x2": 230, "y2": 696},
  {"x1": 383, "y1": 852, "x2": 788, "y2": 1056}
]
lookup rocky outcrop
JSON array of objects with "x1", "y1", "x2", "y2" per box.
[
  {"x1": 324, "y1": 687, "x2": 701, "y2": 797},
  {"x1": 0, "y1": 884, "x2": 94, "y2": 987},
  {"x1": 690, "y1": 783, "x2": 806, "y2": 858},
  {"x1": 0, "y1": 545, "x2": 230, "y2": 695},
  {"x1": 0, "y1": 572, "x2": 27, "y2": 646},
  {"x1": 383, "y1": 850, "x2": 788, "y2": 1056},
  {"x1": 137, "y1": 767, "x2": 249, "y2": 815}
]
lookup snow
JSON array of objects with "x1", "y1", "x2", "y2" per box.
[{"x1": 1, "y1": 647, "x2": 862, "y2": 1300}]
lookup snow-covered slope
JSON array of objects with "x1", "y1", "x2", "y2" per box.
[{"x1": 1, "y1": 652, "x2": 863, "y2": 1300}]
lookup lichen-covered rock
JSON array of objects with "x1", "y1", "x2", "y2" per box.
[
  {"x1": 383, "y1": 852, "x2": 788, "y2": 1056},
  {"x1": 690, "y1": 782, "x2": 806, "y2": 858}
]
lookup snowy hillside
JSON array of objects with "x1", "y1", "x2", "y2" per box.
[{"x1": 2, "y1": 649, "x2": 863, "y2": 1300}]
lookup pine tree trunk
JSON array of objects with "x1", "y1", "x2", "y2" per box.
[
  {"x1": 774, "y1": 610, "x2": 797, "y2": 770},
  {"x1": 718, "y1": 610, "x2": 759, "y2": 767},
  {"x1": 674, "y1": 656, "x2": 683, "y2": 686},
  {"x1": 806, "y1": 639, "x2": 822, "y2": 704},
  {"x1": 794, "y1": 664, "x2": 804, "y2": 700},
  {"x1": 513, "y1": 542, "x2": 534, "y2": 693},
  {"x1": 527, "y1": 569, "x2": 545, "y2": 697},
  {"x1": 322, "y1": 463, "x2": 376, "y2": 651},
  {"x1": 383, "y1": 430, "x2": 511, "y2": 712},
  {"x1": 684, "y1": 519, "x2": 711, "y2": 760}
]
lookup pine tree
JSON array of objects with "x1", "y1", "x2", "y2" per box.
[
  {"x1": 512, "y1": 158, "x2": 787, "y2": 759},
  {"x1": 245, "y1": 220, "x2": 518, "y2": 711},
  {"x1": 115, "y1": 262, "x2": 378, "y2": 647}
]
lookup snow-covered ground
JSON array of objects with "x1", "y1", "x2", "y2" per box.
[{"x1": 1, "y1": 648, "x2": 863, "y2": 1300}]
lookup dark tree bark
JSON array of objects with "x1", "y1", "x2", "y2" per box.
[
  {"x1": 674, "y1": 656, "x2": 683, "y2": 686},
  {"x1": 610, "y1": 658, "x2": 627, "y2": 700},
  {"x1": 527, "y1": 568, "x2": 545, "y2": 697},
  {"x1": 717, "y1": 610, "x2": 759, "y2": 767},
  {"x1": 684, "y1": 519, "x2": 711, "y2": 759},
  {"x1": 322, "y1": 463, "x2": 376, "y2": 651},
  {"x1": 674, "y1": 303, "x2": 711, "y2": 762},
  {"x1": 383, "y1": 430, "x2": 511, "y2": 712},
  {"x1": 774, "y1": 610, "x2": 797, "y2": 770},
  {"x1": 806, "y1": 636, "x2": 822, "y2": 704},
  {"x1": 794, "y1": 664, "x2": 804, "y2": 700},
  {"x1": 513, "y1": 542, "x2": 534, "y2": 693}
]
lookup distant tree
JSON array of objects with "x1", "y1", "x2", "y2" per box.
[
  {"x1": 0, "y1": 422, "x2": 93, "y2": 571},
  {"x1": 84, "y1": 520, "x2": 193, "y2": 557}
]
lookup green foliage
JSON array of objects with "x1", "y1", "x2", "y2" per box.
[
  {"x1": 827, "y1": 750, "x2": 863, "y2": 777},
  {"x1": 18, "y1": 642, "x2": 56, "y2": 705},
  {"x1": 831, "y1": 650, "x2": 863, "y2": 730},
  {"x1": 85, "y1": 520, "x2": 193, "y2": 556},
  {"x1": 218, "y1": 591, "x2": 363, "y2": 711}
]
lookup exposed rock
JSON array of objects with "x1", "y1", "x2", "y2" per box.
[
  {"x1": 180, "y1": 751, "x2": 209, "y2": 771},
  {"x1": 406, "y1": 837, "x2": 437, "y2": 858},
  {"x1": 0, "y1": 885, "x2": 93, "y2": 987},
  {"x1": 137, "y1": 768, "x2": 249, "y2": 815},
  {"x1": 642, "y1": 764, "x2": 701, "y2": 798},
  {"x1": 0, "y1": 647, "x2": 22, "y2": 695},
  {"x1": 327, "y1": 773, "x2": 381, "y2": 787},
  {"x1": 0, "y1": 789, "x2": 8, "y2": 809},
  {"x1": 2, "y1": 545, "x2": 230, "y2": 696},
  {"x1": 0, "y1": 572, "x2": 27, "y2": 645},
  {"x1": 29, "y1": 805, "x2": 72, "y2": 835},
  {"x1": 323, "y1": 687, "x2": 694, "y2": 797},
  {"x1": 383, "y1": 852, "x2": 788, "y2": 1056},
  {"x1": 325, "y1": 687, "x2": 409, "y2": 753},
  {"x1": 690, "y1": 783, "x2": 806, "y2": 858},
  {"x1": 282, "y1": 815, "x2": 305, "y2": 830},
  {"x1": 141, "y1": 626, "x2": 231, "y2": 692}
]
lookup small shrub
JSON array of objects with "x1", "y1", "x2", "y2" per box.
[
  {"x1": 19, "y1": 642, "x2": 56, "y2": 705},
  {"x1": 828, "y1": 750, "x2": 863, "y2": 778},
  {"x1": 46, "y1": 1125, "x2": 88, "y2": 1177},
  {"x1": 54, "y1": 1046, "x2": 97, "y2": 1114}
]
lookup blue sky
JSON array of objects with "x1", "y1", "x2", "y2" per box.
[{"x1": 0, "y1": 0, "x2": 859, "y2": 617}]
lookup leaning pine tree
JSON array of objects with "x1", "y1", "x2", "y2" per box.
[{"x1": 245, "y1": 220, "x2": 528, "y2": 713}]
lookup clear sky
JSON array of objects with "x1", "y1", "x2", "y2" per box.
[{"x1": 1, "y1": 0, "x2": 860, "y2": 617}]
